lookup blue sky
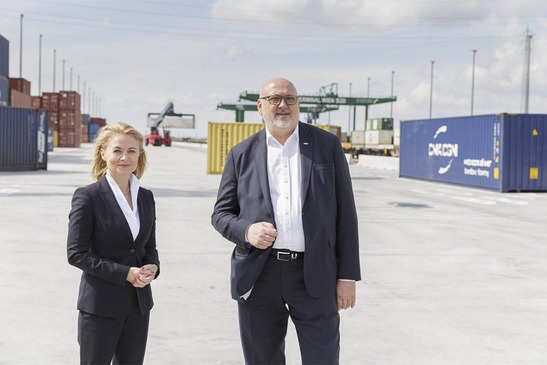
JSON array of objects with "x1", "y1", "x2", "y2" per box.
[{"x1": 1, "y1": 0, "x2": 546, "y2": 138}]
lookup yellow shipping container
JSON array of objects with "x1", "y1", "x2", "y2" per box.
[
  {"x1": 207, "y1": 122, "x2": 342, "y2": 174},
  {"x1": 207, "y1": 122, "x2": 264, "y2": 174},
  {"x1": 315, "y1": 124, "x2": 342, "y2": 140}
]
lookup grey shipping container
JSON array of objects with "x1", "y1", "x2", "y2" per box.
[
  {"x1": 399, "y1": 113, "x2": 547, "y2": 192},
  {"x1": 0, "y1": 34, "x2": 8, "y2": 77},
  {"x1": 0, "y1": 107, "x2": 48, "y2": 171}
]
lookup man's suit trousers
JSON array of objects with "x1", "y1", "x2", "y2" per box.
[{"x1": 238, "y1": 255, "x2": 340, "y2": 365}]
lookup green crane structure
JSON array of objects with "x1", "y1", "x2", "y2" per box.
[
  {"x1": 216, "y1": 102, "x2": 339, "y2": 123},
  {"x1": 239, "y1": 82, "x2": 396, "y2": 130}
]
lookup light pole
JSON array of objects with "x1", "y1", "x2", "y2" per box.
[
  {"x1": 62, "y1": 59, "x2": 65, "y2": 91},
  {"x1": 366, "y1": 77, "x2": 371, "y2": 123},
  {"x1": 429, "y1": 61, "x2": 435, "y2": 119},
  {"x1": 471, "y1": 50, "x2": 477, "y2": 115},
  {"x1": 390, "y1": 70, "x2": 395, "y2": 118},
  {"x1": 53, "y1": 49, "x2": 56, "y2": 92},
  {"x1": 38, "y1": 34, "x2": 42, "y2": 95},
  {"x1": 19, "y1": 14, "x2": 23, "y2": 78},
  {"x1": 347, "y1": 82, "x2": 352, "y2": 138},
  {"x1": 522, "y1": 28, "x2": 532, "y2": 113}
]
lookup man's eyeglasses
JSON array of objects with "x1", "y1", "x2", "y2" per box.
[{"x1": 259, "y1": 95, "x2": 299, "y2": 106}]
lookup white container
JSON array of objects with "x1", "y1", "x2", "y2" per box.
[
  {"x1": 350, "y1": 130, "x2": 365, "y2": 145},
  {"x1": 393, "y1": 128, "x2": 400, "y2": 147},
  {"x1": 365, "y1": 130, "x2": 393, "y2": 145}
]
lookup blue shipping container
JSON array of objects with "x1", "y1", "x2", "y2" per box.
[
  {"x1": 400, "y1": 113, "x2": 547, "y2": 192},
  {"x1": 0, "y1": 34, "x2": 8, "y2": 78},
  {"x1": 0, "y1": 107, "x2": 48, "y2": 171},
  {"x1": 89, "y1": 122, "x2": 101, "y2": 143},
  {"x1": 0, "y1": 75, "x2": 8, "y2": 107}
]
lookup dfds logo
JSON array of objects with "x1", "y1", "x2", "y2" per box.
[{"x1": 428, "y1": 126, "x2": 459, "y2": 175}]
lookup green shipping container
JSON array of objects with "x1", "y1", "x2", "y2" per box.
[{"x1": 366, "y1": 118, "x2": 393, "y2": 131}]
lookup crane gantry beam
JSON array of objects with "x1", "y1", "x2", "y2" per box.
[
  {"x1": 239, "y1": 90, "x2": 397, "y2": 127},
  {"x1": 239, "y1": 91, "x2": 396, "y2": 107},
  {"x1": 217, "y1": 103, "x2": 339, "y2": 123}
]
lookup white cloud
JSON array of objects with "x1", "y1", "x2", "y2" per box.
[
  {"x1": 224, "y1": 44, "x2": 243, "y2": 59},
  {"x1": 1, "y1": 0, "x2": 546, "y2": 137}
]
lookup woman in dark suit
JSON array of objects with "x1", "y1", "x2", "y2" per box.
[{"x1": 67, "y1": 122, "x2": 160, "y2": 365}]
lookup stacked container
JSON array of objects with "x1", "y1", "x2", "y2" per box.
[
  {"x1": 42, "y1": 92, "x2": 60, "y2": 130},
  {"x1": 366, "y1": 117, "x2": 394, "y2": 131},
  {"x1": 9, "y1": 78, "x2": 32, "y2": 108},
  {"x1": 31, "y1": 96, "x2": 42, "y2": 109},
  {"x1": 0, "y1": 35, "x2": 9, "y2": 107},
  {"x1": 400, "y1": 113, "x2": 547, "y2": 192},
  {"x1": 81, "y1": 113, "x2": 90, "y2": 143},
  {"x1": 58, "y1": 91, "x2": 82, "y2": 147},
  {"x1": 89, "y1": 122, "x2": 101, "y2": 143},
  {"x1": 41, "y1": 91, "x2": 82, "y2": 147},
  {"x1": 365, "y1": 117, "x2": 394, "y2": 146},
  {"x1": 89, "y1": 117, "x2": 107, "y2": 144},
  {"x1": 90, "y1": 117, "x2": 107, "y2": 127}
]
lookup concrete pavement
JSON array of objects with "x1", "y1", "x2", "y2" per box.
[{"x1": 1, "y1": 142, "x2": 547, "y2": 364}]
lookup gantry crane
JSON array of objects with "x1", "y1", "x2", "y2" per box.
[{"x1": 216, "y1": 103, "x2": 340, "y2": 123}]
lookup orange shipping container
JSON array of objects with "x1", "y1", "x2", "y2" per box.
[{"x1": 10, "y1": 89, "x2": 32, "y2": 108}]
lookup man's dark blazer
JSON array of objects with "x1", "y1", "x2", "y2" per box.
[
  {"x1": 67, "y1": 176, "x2": 160, "y2": 318},
  {"x1": 212, "y1": 122, "x2": 361, "y2": 302}
]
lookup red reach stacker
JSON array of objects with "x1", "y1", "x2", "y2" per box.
[{"x1": 145, "y1": 102, "x2": 176, "y2": 146}]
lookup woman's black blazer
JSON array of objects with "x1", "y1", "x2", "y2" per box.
[{"x1": 67, "y1": 176, "x2": 160, "y2": 318}]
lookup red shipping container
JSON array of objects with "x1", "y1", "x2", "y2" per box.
[
  {"x1": 9, "y1": 78, "x2": 31, "y2": 95},
  {"x1": 10, "y1": 89, "x2": 32, "y2": 108},
  {"x1": 80, "y1": 123, "x2": 89, "y2": 143},
  {"x1": 31, "y1": 96, "x2": 42, "y2": 109},
  {"x1": 59, "y1": 91, "x2": 81, "y2": 111},
  {"x1": 42, "y1": 92, "x2": 60, "y2": 110},
  {"x1": 60, "y1": 110, "x2": 82, "y2": 128},
  {"x1": 58, "y1": 126, "x2": 81, "y2": 148},
  {"x1": 48, "y1": 111, "x2": 59, "y2": 130},
  {"x1": 90, "y1": 117, "x2": 107, "y2": 127},
  {"x1": 60, "y1": 111, "x2": 76, "y2": 128}
]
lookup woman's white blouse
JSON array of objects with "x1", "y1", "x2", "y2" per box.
[{"x1": 105, "y1": 172, "x2": 141, "y2": 240}]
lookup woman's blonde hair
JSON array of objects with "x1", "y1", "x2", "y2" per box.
[{"x1": 91, "y1": 122, "x2": 148, "y2": 181}]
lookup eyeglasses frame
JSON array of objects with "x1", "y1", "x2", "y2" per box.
[{"x1": 258, "y1": 94, "x2": 299, "y2": 106}]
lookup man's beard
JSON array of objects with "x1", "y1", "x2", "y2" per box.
[{"x1": 269, "y1": 115, "x2": 296, "y2": 130}]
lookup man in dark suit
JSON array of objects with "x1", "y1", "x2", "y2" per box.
[{"x1": 212, "y1": 78, "x2": 361, "y2": 364}]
